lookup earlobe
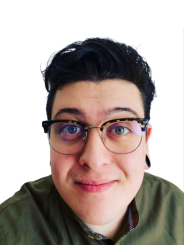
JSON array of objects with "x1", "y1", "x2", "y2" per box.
[
  {"x1": 146, "y1": 155, "x2": 151, "y2": 168},
  {"x1": 144, "y1": 155, "x2": 151, "y2": 169}
]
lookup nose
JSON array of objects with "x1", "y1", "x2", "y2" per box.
[{"x1": 78, "y1": 128, "x2": 111, "y2": 170}]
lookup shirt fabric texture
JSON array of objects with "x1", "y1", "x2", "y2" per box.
[{"x1": 0, "y1": 172, "x2": 183, "y2": 245}]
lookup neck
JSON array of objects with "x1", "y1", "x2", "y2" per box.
[{"x1": 84, "y1": 208, "x2": 128, "y2": 240}]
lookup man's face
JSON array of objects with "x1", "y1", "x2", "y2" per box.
[{"x1": 51, "y1": 79, "x2": 151, "y2": 226}]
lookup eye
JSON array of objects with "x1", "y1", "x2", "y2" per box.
[
  {"x1": 62, "y1": 124, "x2": 82, "y2": 134},
  {"x1": 113, "y1": 126, "x2": 130, "y2": 135},
  {"x1": 105, "y1": 121, "x2": 133, "y2": 136}
]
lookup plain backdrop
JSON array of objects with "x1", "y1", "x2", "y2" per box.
[{"x1": 0, "y1": 1, "x2": 183, "y2": 204}]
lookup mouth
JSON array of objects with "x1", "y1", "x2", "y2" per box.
[{"x1": 75, "y1": 180, "x2": 116, "y2": 193}]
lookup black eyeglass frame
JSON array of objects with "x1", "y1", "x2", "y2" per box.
[
  {"x1": 42, "y1": 118, "x2": 149, "y2": 155},
  {"x1": 42, "y1": 118, "x2": 149, "y2": 133}
]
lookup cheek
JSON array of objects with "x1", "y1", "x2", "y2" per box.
[
  {"x1": 50, "y1": 149, "x2": 75, "y2": 180},
  {"x1": 115, "y1": 144, "x2": 146, "y2": 188},
  {"x1": 114, "y1": 152, "x2": 145, "y2": 196},
  {"x1": 116, "y1": 150, "x2": 145, "y2": 172}
]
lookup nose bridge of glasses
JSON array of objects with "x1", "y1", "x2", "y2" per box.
[
  {"x1": 83, "y1": 126, "x2": 105, "y2": 142},
  {"x1": 85, "y1": 126, "x2": 101, "y2": 130}
]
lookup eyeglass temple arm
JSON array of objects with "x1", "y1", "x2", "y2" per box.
[
  {"x1": 42, "y1": 121, "x2": 53, "y2": 133},
  {"x1": 141, "y1": 120, "x2": 149, "y2": 132}
]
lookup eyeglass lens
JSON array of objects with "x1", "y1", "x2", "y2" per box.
[
  {"x1": 49, "y1": 121, "x2": 142, "y2": 155},
  {"x1": 102, "y1": 121, "x2": 142, "y2": 153}
]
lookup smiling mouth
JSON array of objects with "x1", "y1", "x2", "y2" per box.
[{"x1": 75, "y1": 180, "x2": 116, "y2": 193}]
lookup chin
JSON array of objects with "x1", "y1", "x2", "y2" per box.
[
  {"x1": 70, "y1": 195, "x2": 126, "y2": 226},
  {"x1": 75, "y1": 206, "x2": 116, "y2": 226}
]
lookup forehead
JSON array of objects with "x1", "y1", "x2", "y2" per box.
[{"x1": 52, "y1": 79, "x2": 144, "y2": 121}]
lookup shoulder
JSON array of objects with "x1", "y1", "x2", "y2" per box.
[
  {"x1": 142, "y1": 172, "x2": 183, "y2": 200},
  {"x1": 137, "y1": 172, "x2": 184, "y2": 213},
  {"x1": 133, "y1": 172, "x2": 184, "y2": 245},
  {"x1": 0, "y1": 175, "x2": 59, "y2": 244},
  {"x1": 0, "y1": 175, "x2": 54, "y2": 214}
]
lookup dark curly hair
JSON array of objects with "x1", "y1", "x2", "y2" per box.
[{"x1": 42, "y1": 37, "x2": 156, "y2": 120}]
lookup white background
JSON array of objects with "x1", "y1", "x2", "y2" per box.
[{"x1": 0, "y1": 1, "x2": 183, "y2": 204}]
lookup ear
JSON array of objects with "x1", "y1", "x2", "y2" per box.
[{"x1": 144, "y1": 124, "x2": 152, "y2": 170}]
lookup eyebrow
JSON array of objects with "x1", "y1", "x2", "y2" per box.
[
  {"x1": 53, "y1": 108, "x2": 85, "y2": 120},
  {"x1": 105, "y1": 107, "x2": 140, "y2": 118},
  {"x1": 53, "y1": 107, "x2": 140, "y2": 120}
]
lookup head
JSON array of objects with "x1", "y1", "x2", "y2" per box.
[{"x1": 42, "y1": 38, "x2": 156, "y2": 226}]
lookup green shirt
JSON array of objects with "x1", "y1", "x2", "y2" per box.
[{"x1": 0, "y1": 172, "x2": 183, "y2": 245}]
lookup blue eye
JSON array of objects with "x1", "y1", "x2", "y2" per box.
[
  {"x1": 110, "y1": 126, "x2": 130, "y2": 135},
  {"x1": 115, "y1": 126, "x2": 125, "y2": 135},
  {"x1": 62, "y1": 125, "x2": 82, "y2": 134}
]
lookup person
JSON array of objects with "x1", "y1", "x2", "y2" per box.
[{"x1": 0, "y1": 38, "x2": 183, "y2": 245}]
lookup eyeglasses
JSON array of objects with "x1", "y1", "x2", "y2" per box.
[{"x1": 42, "y1": 118, "x2": 149, "y2": 155}]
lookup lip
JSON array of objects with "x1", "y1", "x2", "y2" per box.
[{"x1": 75, "y1": 180, "x2": 116, "y2": 193}]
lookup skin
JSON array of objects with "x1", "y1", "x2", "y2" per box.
[{"x1": 50, "y1": 79, "x2": 152, "y2": 239}]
